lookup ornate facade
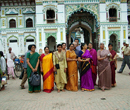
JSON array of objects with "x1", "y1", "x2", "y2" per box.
[{"x1": 0, "y1": 0, "x2": 129, "y2": 57}]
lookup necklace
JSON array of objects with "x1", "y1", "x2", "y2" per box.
[{"x1": 45, "y1": 53, "x2": 49, "y2": 55}]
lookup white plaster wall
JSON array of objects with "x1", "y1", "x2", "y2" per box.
[
  {"x1": 36, "y1": 5, "x2": 43, "y2": 24},
  {"x1": 120, "y1": 3, "x2": 128, "y2": 22},
  {"x1": 57, "y1": 5, "x2": 65, "y2": 23},
  {"x1": 100, "y1": 4, "x2": 106, "y2": 22}
]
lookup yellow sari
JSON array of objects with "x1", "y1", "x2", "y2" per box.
[{"x1": 41, "y1": 53, "x2": 54, "y2": 93}]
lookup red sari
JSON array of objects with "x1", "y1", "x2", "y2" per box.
[
  {"x1": 110, "y1": 50, "x2": 116, "y2": 87},
  {"x1": 89, "y1": 48, "x2": 97, "y2": 85}
]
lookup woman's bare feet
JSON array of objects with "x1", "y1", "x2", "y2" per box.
[
  {"x1": 62, "y1": 89, "x2": 65, "y2": 92},
  {"x1": 102, "y1": 89, "x2": 105, "y2": 92},
  {"x1": 81, "y1": 88, "x2": 84, "y2": 92},
  {"x1": 1, "y1": 86, "x2": 5, "y2": 91},
  {"x1": 57, "y1": 89, "x2": 60, "y2": 93},
  {"x1": 12, "y1": 77, "x2": 15, "y2": 79}
]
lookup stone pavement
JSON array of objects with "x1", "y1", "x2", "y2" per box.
[{"x1": 0, "y1": 61, "x2": 130, "y2": 110}]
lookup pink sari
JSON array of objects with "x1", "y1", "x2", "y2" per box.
[{"x1": 97, "y1": 49, "x2": 111, "y2": 90}]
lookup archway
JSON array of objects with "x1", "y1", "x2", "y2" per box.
[
  {"x1": 47, "y1": 36, "x2": 56, "y2": 52},
  {"x1": 9, "y1": 37, "x2": 18, "y2": 57},
  {"x1": 109, "y1": 34, "x2": 118, "y2": 52},
  {"x1": 66, "y1": 9, "x2": 98, "y2": 49},
  {"x1": 25, "y1": 39, "x2": 35, "y2": 52}
]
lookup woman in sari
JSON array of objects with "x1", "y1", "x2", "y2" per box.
[
  {"x1": 108, "y1": 43, "x2": 117, "y2": 87},
  {"x1": 88, "y1": 43, "x2": 97, "y2": 85},
  {"x1": 66, "y1": 43, "x2": 78, "y2": 91},
  {"x1": 40, "y1": 46, "x2": 54, "y2": 93},
  {"x1": 78, "y1": 43, "x2": 94, "y2": 92},
  {"x1": 27, "y1": 44, "x2": 41, "y2": 93},
  {"x1": 97, "y1": 43, "x2": 112, "y2": 91}
]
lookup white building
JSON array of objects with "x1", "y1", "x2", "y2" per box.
[{"x1": 0, "y1": 0, "x2": 129, "y2": 57}]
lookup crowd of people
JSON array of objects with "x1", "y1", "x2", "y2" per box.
[{"x1": 0, "y1": 39, "x2": 129, "y2": 93}]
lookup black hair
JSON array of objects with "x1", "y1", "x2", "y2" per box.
[
  {"x1": 44, "y1": 46, "x2": 49, "y2": 50},
  {"x1": 75, "y1": 39, "x2": 79, "y2": 42},
  {"x1": 28, "y1": 45, "x2": 32, "y2": 50},
  {"x1": 81, "y1": 43, "x2": 86, "y2": 50},
  {"x1": 123, "y1": 42, "x2": 126, "y2": 44},
  {"x1": 57, "y1": 44, "x2": 62, "y2": 48},
  {"x1": 31, "y1": 44, "x2": 36, "y2": 48},
  {"x1": 62, "y1": 43, "x2": 66, "y2": 46},
  {"x1": 108, "y1": 43, "x2": 113, "y2": 47},
  {"x1": 69, "y1": 43, "x2": 74, "y2": 48},
  {"x1": 0, "y1": 51, "x2": 4, "y2": 57},
  {"x1": 89, "y1": 42, "x2": 93, "y2": 45}
]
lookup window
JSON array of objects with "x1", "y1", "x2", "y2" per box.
[
  {"x1": 10, "y1": 40, "x2": 17, "y2": 43},
  {"x1": 26, "y1": 39, "x2": 34, "y2": 42},
  {"x1": 46, "y1": 10, "x2": 55, "y2": 23},
  {"x1": 9, "y1": 19, "x2": 16, "y2": 28},
  {"x1": 109, "y1": 8, "x2": 117, "y2": 22},
  {"x1": 26, "y1": 18, "x2": 33, "y2": 28},
  {"x1": 128, "y1": 15, "x2": 130, "y2": 25}
]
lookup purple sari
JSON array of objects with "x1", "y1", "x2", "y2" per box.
[{"x1": 79, "y1": 50, "x2": 94, "y2": 91}]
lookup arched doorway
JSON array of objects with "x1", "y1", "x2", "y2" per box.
[
  {"x1": 9, "y1": 38, "x2": 18, "y2": 57},
  {"x1": 26, "y1": 38, "x2": 35, "y2": 52},
  {"x1": 47, "y1": 36, "x2": 56, "y2": 52},
  {"x1": 109, "y1": 34, "x2": 117, "y2": 51},
  {"x1": 66, "y1": 9, "x2": 98, "y2": 49}
]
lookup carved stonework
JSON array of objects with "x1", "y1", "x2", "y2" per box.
[
  {"x1": 99, "y1": 0, "x2": 106, "y2": 3},
  {"x1": 65, "y1": 4, "x2": 99, "y2": 23},
  {"x1": 109, "y1": 31, "x2": 120, "y2": 40},
  {"x1": 45, "y1": 33, "x2": 57, "y2": 40},
  {"x1": 120, "y1": 0, "x2": 127, "y2": 3}
]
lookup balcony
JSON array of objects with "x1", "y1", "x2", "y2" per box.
[
  {"x1": 47, "y1": 19, "x2": 55, "y2": 24},
  {"x1": 109, "y1": 17, "x2": 117, "y2": 22}
]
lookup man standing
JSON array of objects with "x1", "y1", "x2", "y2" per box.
[
  {"x1": 62, "y1": 43, "x2": 67, "y2": 53},
  {"x1": 6, "y1": 47, "x2": 16, "y2": 79},
  {"x1": 73, "y1": 41, "x2": 80, "y2": 82},
  {"x1": 118, "y1": 42, "x2": 130, "y2": 74},
  {"x1": 75, "y1": 39, "x2": 81, "y2": 51},
  {"x1": 73, "y1": 42, "x2": 79, "y2": 57},
  {"x1": 121, "y1": 42, "x2": 126, "y2": 55},
  {"x1": 88, "y1": 43, "x2": 97, "y2": 85},
  {"x1": 20, "y1": 45, "x2": 32, "y2": 89}
]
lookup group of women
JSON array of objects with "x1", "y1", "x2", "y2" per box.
[{"x1": 26, "y1": 42, "x2": 117, "y2": 93}]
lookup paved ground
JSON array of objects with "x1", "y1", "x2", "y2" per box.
[{"x1": 0, "y1": 61, "x2": 130, "y2": 110}]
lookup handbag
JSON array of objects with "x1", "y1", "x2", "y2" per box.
[
  {"x1": 19, "y1": 69, "x2": 24, "y2": 79},
  {"x1": 55, "y1": 64, "x2": 60, "y2": 69},
  {"x1": 29, "y1": 72, "x2": 41, "y2": 86}
]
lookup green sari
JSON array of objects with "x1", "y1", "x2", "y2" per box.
[{"x1": 27, "y1": 52, "x2": 41, "y2": 93}]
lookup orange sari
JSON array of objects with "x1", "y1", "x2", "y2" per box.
[
  {"x1": 66, "y1": 50, "x2": 78, "y2": 91},
  {"x1": 41, "y1": 53, "x2": 54, "y2": 93}
]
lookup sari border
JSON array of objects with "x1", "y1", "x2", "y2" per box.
[
  {"x1": 43, "y1": 67, "x2": 54, "y2": 81},
  {"x1": 99, "y1": 64, "x2": 109, "y2": 76},
  {"x1": 43, "y1": 87, "x2": 54, "y2": 93},
  {"x1": 82, "y1": 88, "x2": 95, "y2": 91}
]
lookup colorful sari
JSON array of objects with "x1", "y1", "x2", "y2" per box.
[
  {"x1": 66, "y1": 50, "x2": 78, "y2": 91},
  {"x1": 27, "y1": 52, "x2": 41, "y2": 93},
  {"x1": 97, "y1": 49, "x2": 111, "y2": 90},
  {"x1": 40, "y1": 53, "x2": 54, "y2": 93},
  {"x1": 110, "y1": 50, "x2": 116, "y2": 87},
  {"x1": 89, "y1": 48, "x2": 97, "y2": 85},
  {"x1": 78, "y1": 50, "x2": 94, "y2": 91}
]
